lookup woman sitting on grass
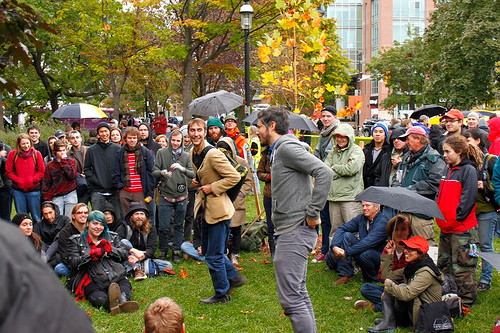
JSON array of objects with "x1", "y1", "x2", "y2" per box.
[
  {"x1": 67, "y1": 211, "x2": 139, "y2": 315},
  {"x1": 12, "y1": 212, "x2": 46, "y2": 260},
  {"x1": 367, "y1": 236, "x2": 443, "y2": 333},
  {"x1": 355, "y1": 215, "x2": 411, "y2": 311}
]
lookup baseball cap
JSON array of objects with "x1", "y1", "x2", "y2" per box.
[
  {"x1": 399, "y1": 236, "x2": 429, "y2": 254},
  {"x1": 399, "y1": 126, "x2": 428, "y2": 138},
  {"x1": 441, "y1": 109, "x2": 464, "y2": 120},
  {"x1": 54, "y1": 130, "x2": 66, "y2": 139}
]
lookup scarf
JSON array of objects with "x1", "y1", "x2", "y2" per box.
[
  {"x1": 403, "y1": 254, "x2": 441, "y2": 281},
  {"x1": 172, "y1": 147, "x2": 183, "y2": 162},
  {"x1": 317, "y1": 121, "x2": 338, "y2": 160},
  {"x1": 123, "y1": 144, "x2": 143, "y2": 188}
]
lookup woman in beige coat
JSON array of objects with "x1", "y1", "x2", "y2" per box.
[{"x1": 217, "y1": 137, "x2": 253, "y2": 266}]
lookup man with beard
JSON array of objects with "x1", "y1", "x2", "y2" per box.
[
  {"x1": 84, "y1": 122, "x2": 121, "y2": 216},
  {"x1": 68, "y1": 130, "x2": 89, "y2": 204},
  {"x1": 189, "y1": 118, "x2": 245, "y2": 304},
  {"x1": 153, "y1": 129, "x2": 194, "y2": 264},
  {"x1": 119, "y1": 202, "x2": 173, "y2": 280},
  {"x1": 257, "y1": 107, "x2": 332, "y2": 332},
  {"x1": 112, "y1": 126, "x2": 155, "y2": 216},
  {"x1": 312, "y1": 105, "x2": 339, "y2": 263},
  {"x1": 206, "y1": 118, "x2": 226, "y2": 146}
]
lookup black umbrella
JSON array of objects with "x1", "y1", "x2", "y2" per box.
[
  {"x1": 410, "y1": 104, "x2": 447, "y2": 120},
  {"x1": 355, "y1": 186, "x2": 445, "y2": 220},
  {"x1": 242, "y1": 111, "x2": 319, "y2": 132}
]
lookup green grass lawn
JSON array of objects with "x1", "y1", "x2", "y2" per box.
[{"x1": 82, "y1": 192, "x2": 500, "y2": 333}]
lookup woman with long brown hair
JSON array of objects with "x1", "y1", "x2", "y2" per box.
[{"x1": 5, "y1": 133, "x2": 45, "y2": 224}]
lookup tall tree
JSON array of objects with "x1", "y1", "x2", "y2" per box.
[
  {"x1": 424, "y1": 0, "x2": 500, "y2": 109},
  {"x1": 367, "y1": 37, "x2": 427, "y2": 110},
  {"x1": 165, "y1": 0, "x2": 275, "y2": 121},
  {"x1": 257, "y1": 0, "x2": 350, "y2": 113}
]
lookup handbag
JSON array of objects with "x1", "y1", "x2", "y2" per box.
[{"x1": 415, "y1": 301, "x2": 454, "y2": 333}]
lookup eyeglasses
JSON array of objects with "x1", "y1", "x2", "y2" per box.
[{"x1": 76, "y1": 211, "x2": 89, "y2": 215}]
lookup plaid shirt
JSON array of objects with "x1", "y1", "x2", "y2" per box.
[{"x1": 378, "y1": 248, "x2": 408, "y2": 282}]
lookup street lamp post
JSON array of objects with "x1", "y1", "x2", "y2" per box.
[{"x1": 240, "y1": 1, "x2": 253, "y2": 114}]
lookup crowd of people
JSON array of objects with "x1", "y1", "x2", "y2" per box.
[{"x1": 2, "y1": 106, "x2": 499, "y2": 332}]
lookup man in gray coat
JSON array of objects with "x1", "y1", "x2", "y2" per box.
[{"x1": 257, "y1": 107, "x2": 333, "y2": 333}]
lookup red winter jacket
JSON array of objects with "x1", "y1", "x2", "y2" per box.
[
  {"x1": 436, "y1": 159, "x2": 478, "y2": 233},
  {"x1": 5, "y1": 148, "x2": 45, "y2": 192}
]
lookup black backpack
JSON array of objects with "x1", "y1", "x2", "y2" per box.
[
  {"x1": 481, "y1": 154, "x2": 500, "y2": 211},
  {"x1": 194, "y1": 146, "x2": 248, "y2": 202},
  {"x1": 415, "y1": 301, "x2": 454, "y2": 333}
]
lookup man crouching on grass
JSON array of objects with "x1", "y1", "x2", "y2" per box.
[{"x1": 257, "y1": 107, "x2": 333, "y2": 332}]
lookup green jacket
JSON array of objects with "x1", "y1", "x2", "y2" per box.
[
  {"x1": 152, "y1": 130, "x2": 195, "y2": 199},
  {"x1": 324, "y1": 124, "x2": 365, "y2": 201},
  {"x1": 385, "y1": 266, "x2": 443, "y2": 328}
]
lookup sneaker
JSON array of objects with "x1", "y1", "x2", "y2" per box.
[
  {"x1": 333, "y1": 276, "x2": 354, "y2": 285},
  {"x1": 230, "y1": 254, "x2": 240, "y2": 267},
  {"x1": 311, "y1": 253, "x2": 326, "y2": 263},
  {"x1": 172, "y1": 251, "x2": 181, "y2": 264},
  {"x1": 134, "y1": 267, "x2": 147, "y2": 281},
  {"x1": 354, "y1": 300, "x2": 373, "y2": 309},
  {"x1": 477, "y1": 282, "x2": 491, "y2": 292}
]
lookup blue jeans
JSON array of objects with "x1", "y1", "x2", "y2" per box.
[
  {"x1": 360, "y1": 283, "x2": 384, "y2": 311},
  {"x1": 52, "y1": 190, "x2": 77, "y2": 217},
  {"x1": 12, "y1": 189, "x2": 41, "y2": 224},
  {"x1": 477, "y1": 211, "x2": 497, "y2": 284},
  {"x1": 201, "y1": 218, "x2": 238, "y2": 297},
  {"x1": 332, "y1": 232, "x2": 381, "y2": 282},
  {"x1": 0, "y1": 187, "x2": 12, "y2": 221},
  {"x1": 264, "y1": 196, "x2": 275, "y2": 242},
  {"x1": 158, "y1": 198, "x2": 187, "y2": 252},
  {"x1": 181, "y1": 241, "x2": 205, "y2": 261},
  {"x1": 54, "y1": 263, "x2": 69, "y2": 277},
  {"x1": 120, "y1": 239, "x2": 173, "y2": 273},
  {"x1": 274, "y1": 224, "x2": 318, "y2": 333},
  {"x1": 320, "y1": 202, "x2": 331, "y2": 254}
]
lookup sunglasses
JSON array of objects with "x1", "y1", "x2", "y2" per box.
[{"x1": 76, "y1": 211, "x2": 89, "y2": 215}]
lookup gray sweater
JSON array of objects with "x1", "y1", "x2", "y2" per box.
[{"x1": 271, "y1": 134, "x2": 333, "y2": 236}]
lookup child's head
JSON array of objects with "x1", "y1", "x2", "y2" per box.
[{"x1": 144, "y1": 297, "x2": 184, "y2": 333}]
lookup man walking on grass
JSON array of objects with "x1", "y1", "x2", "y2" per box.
[{"x1": 257, "y1": 107, "x2": 333, "y2": 332}]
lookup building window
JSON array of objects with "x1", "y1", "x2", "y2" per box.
[
  {"x1": 371, "y1": 80, "x2": 379, "y2": 95},
  {"x1": 371, "y1": 0, "x2": 379, "y2": 56}
]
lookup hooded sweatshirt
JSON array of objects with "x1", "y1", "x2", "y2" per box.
[
  {"x1": 34, "y1": 201, "x2": 70, "y2": 247},
  {"x1": 271, "y1": 134, "x2": 333, "y2": 235},
  {"x1": 153, "y1": 129, "x2": 195, "y2": 199},
  {"x1": 324, "y1": 123, "x2": 365, "y2": 202},
  {"x1": 139, "y1": 122, "x2": 161, "y2": 155},
  {"x1": 101, "y1": 201, "x2": 125, "y2": 235}
]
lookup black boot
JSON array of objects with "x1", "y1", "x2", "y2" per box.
[
  {"x1": 104, "y1": 283, "x2": 121, "y2": 315},
  {"x1": 367, "y1": 293, "x2": 396, "y2": 332},
  {"x1": 118, "y1": 292, "x2": 139, "y2": 313}
]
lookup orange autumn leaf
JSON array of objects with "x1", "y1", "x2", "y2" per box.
[
  {"x1": 179, "y1": 268, "x2": 188, "y2": 278},
  {"x1": 250, "y1": 258, "x2": 257, "y2": 262},
  {"x1": 314, "y1": 64, "x2": 326, "y2": 72},
  {"x1": 300, "y1": 11, "x2": 311, "y2": 21},
  {"x1": 354, "y1": 101, "x2": 363, "y2": 110},
  {"x1": 197, "y1": 314, "x2": 206, "y2": 320},
  {"x1": 87, "y1": 311, "x2": 92, "y2": 317},
  {"x1": 163, "y1": 267, "x2": 175, "y2": 275},
  {"x1": 286, "y1": 38, "x2": 295, "y2": 47},
  {"x1": 300, "y1": 42, "x2": 314, "y2": 53},
  {"x1": 263, "y1": 260, "x2": 271, "y2": 264},
  {"x1": 280, "y1": 312, "x2": 285, "y2": 316}
]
